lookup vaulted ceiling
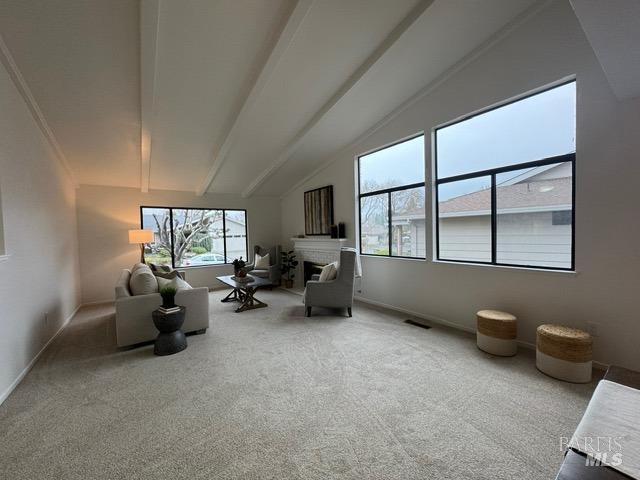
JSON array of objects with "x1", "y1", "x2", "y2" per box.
[{"x1": 0, "y1": 0, "x2": 546, "y2": 197}]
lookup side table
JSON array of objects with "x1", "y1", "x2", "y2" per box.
[{"x1": 152, "y1": 306, "x2": 187, "y2": 356}]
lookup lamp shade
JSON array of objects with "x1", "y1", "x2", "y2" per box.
[{"x1": 128, "y1": 229, "x2": 154, "y2": 244}]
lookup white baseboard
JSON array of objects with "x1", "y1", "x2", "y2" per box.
[
  {"x1": 0, "y1": 303, "x2": 81, "y2": 406},
  {"x1": 354, "y1": 295, "x2": 609, "y2": 371},
  {"x1": 81, "y1": 299, "x2": 114, "y2": 307},
  {"x1": 354, "y1": 295, "x2": 476, "y2": 334}
]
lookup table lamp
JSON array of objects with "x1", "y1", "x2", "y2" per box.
[{"x1": 129, "y1": 229, "x2": 154, "y2": 263}]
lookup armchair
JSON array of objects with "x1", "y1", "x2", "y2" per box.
[
  {"x1": 245, "y1": 245, "x2": 281, "y2": 285},
  {"x1": 304, "y1": 248, "x2": 356, "y2": 317}
]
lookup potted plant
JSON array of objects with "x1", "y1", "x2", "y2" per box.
[
  {"x1": 232, "y1": 257, "x2": 246, "y2": 277},
  {"x1": 159, "y1": 286, "x2": 178, "y2": 308},
  {"x1": 280, "y1": 250, "x2": 298, "y2": 288}
]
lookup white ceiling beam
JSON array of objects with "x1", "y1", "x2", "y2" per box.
[
  {"x1": 140, "y1": 0, "x2": 160, "y2": 193},
  {"x1": 195, "y1": 0, "x2": 315, "y2": 196},
  {"x1": 0, "y1": 33, "x2": 76, "y2": 187},
  {"x1": 279, "y1": 0, "x2": 552, "y2": 200},
  {"x1": 241, "y1": 0, "x2": 434, "y2": 198}
]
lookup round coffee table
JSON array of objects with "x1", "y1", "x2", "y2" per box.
[{"x1": 152, "y1": 306, "x2": 187, "y2": 356}]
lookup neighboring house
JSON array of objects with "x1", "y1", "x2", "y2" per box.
[
  {"x1": 219, "y1": 217, "x2": 247, "y2": 261},
  {"x1": 392, "y1": 163, "x2": 572, "y2": 268},
  {"x1": 142, "y1": 210, "x2": 247, "y2": 262}
]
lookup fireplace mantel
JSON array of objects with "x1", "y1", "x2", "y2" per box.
[{"x1": 291, "y1": 237, "x2": 348, "y2": 252}]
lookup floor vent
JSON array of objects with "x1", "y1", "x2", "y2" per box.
[{"x1": 404, "y1": 319, "x2": 432, "y2": 329}]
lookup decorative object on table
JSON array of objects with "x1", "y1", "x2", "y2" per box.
[
  {"x1": 152, "y1": 306, "x2": 187, "y2": 356},
  {"x1": 232, "y1": 257, "x2": 246, "y2": 276},
  {"x1": 338, "y1": 222, "x2": 346, "y2": 239},
  {"x1": 476, "y1": 310, "x2": 517, "y2": 356},
  {"x1": 217, "y1": 275, "x2": 271, "y2": 313},
  {"x1": 231, "y1": 275, "x2": 254, "y2": 283},
  {"x1": 536, "y1": 324, "x2": 592, "y2": 383},
  {"x1": 280, "y1": 250, "x2": 299, "y2": 289},
  {"x1": 304, "y1": 248, "x2": 356, "y2": 318},
  {"x1": 304, "y1": 185, "x2": 334, "y2": 235},
  {"x1": 159, "y1": 286, "x2": 177, "y2": 309},
  {"x1": 128, "y1": 229, "x2": 154, "y2": 263},
  {"x1": 330, "y1": 225, "x2": 338, "y2": 238}
]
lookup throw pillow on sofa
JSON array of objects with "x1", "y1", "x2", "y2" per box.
[
  {"x1": 148, "y1": 263, "x2": 173, "y2": 273},
  {"x1": 153, "y1": 269, "x2": 180, "y2": 280},
  {"x1": 129, "y1": 265, "x2": 159, "y2": 295},
  {"x1": 131, "y1": 262, "x2": 147, "y2": 273},
  {"x1": 157, "y1": 275, "x2": 192, "y2": 291},
  {"x1": 254, "y1": 253, "x2": 270, "y2": 269}
]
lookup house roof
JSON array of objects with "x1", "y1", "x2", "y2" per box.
[
  {"x1": 439, "y1": 177, "x2": 572, "y2": 216},
  {"x1": 392, "y1": 175, "x2": 572, "y2": 222}
]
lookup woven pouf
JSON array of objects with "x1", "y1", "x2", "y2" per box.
[
  {"x1": 536, "y1": 324, "x2": 592, "y2": 383},
  {"x1": 476, "y1": 310, "x2": 517, "y2": 356}
]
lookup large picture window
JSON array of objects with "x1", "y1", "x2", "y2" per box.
[
  {"x1": 358, "y1": 134, "x2": 425, "y2": 259},
  {"x1": 435, "y1": 80, "x2": 576, "y2": 270},
  {"x1": 140, "y1": 206, "x2": 247, "y2": 268}
]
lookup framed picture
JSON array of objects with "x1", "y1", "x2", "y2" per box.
[{"x1": 304, "y1": 185, "x2": 334, "y2": 236}]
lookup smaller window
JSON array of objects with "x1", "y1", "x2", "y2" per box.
[{"x1": 358, "y1": 134, "x2": 425, "y2": 259}]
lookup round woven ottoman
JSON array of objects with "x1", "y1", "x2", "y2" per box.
[
  {"x1": 476, "y1": 310, "x2": 517, "y2": 356},
  {"x1": 536, "y1": 324, "x2": 592, "y2": 383}
]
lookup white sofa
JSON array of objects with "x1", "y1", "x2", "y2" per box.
[{"x1": 114, "y1": 269, "x2": 210, "y2": 347}]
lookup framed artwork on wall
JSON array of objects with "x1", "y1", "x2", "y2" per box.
[{"x1": 304, "y1": 185, "x2": 334, "y2": 236}]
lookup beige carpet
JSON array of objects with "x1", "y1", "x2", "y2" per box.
[{"x1": 0, "y1": 289, "x2": 599, "y2": 479}]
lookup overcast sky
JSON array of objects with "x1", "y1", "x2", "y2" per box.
[{"x1": 360, "y1": 82, "x2": 576, "y2": 201}]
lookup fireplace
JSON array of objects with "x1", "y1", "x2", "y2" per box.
[
  {"x1": 291, "y1": 237, "x2": 348, "y2": 289},
  {"x1": 303, "y1": 261, "x2": 326, "y2": 286}
]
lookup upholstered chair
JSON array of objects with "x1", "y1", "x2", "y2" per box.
[
  {"x1": 245, "y1": 245, "x2": 281, "y2": 285},
  {"x1": 304, "y1": 248, "x2": 356, "y2": 317}
]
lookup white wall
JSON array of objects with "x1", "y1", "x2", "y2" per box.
[
  {"x1": 281, "y1": 0, "x2": 640, "y2": 369},
  {"x1": 76, "y1": 185, "x2": 282, "y2": 304},
  {"x1": 0, "y1": 60, "x2": 81, "y2": 402}
]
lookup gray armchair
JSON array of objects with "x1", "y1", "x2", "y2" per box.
[
  {"x1": 304, "y1": 248, "x2": 356, "y2": 317},
  {"x1": 245, "y1": 245, "x2": 281, "y2": 285}
]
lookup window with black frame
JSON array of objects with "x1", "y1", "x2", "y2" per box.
[
  {"x1": 140, "y1": 207, "x2": 247, "y2": 268},
  {"x1": 358, "y1": 134, "x2": 425, "y2": 259},
  {"x1": 435, "y1": 80, "x2": 576, "y2": 270}
]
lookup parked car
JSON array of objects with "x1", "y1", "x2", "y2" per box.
[{"x1": 184, "y1": 252, "x2": 225, "y2": 266}]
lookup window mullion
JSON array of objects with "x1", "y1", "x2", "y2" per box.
[
  {"x1": 222, "y1": 210, "x2": 227, "y2": 264},
  {"x1": 491, "y1": 174, "x2": 497, "y2": 264},
  {"x1": 169, "y1": 208, "x2": 175, "y2": 268},
  {"x1": 387, "y1": 192, "x2": 392, "y2": 257}
]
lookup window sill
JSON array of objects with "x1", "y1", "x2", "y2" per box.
[
  {"x1": 359, "y1": 254, "x2": 426, "y2": 263},
  {"x1": 0, "y1": 254, "x2": 9, "y2": 263},
  {"x1": 432, "y1": 259, "x2": 577, "y2": 275},
  {"x1": 174, "y1": 264, "x2": 233, "y2": 270}
]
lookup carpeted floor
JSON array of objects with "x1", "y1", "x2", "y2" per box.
[{"x1": 0, "y1": 289, "x2": 599, "y2": 479}]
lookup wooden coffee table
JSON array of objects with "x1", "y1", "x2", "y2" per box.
[{"x1": 216, "y1": 275, "x2": 271, "y2": 313}]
